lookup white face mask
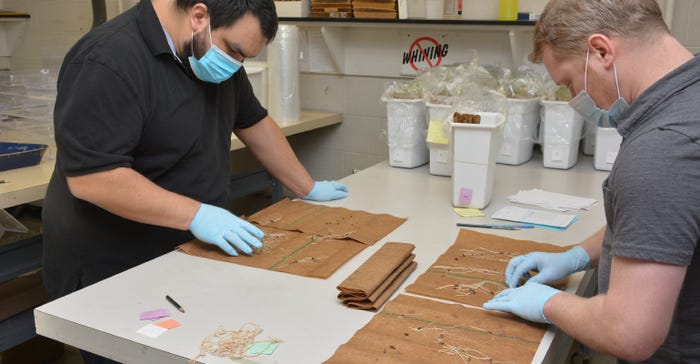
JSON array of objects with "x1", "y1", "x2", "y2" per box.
[{"x1": 569, "y1": 48, "x2": 630, "y2": 127}]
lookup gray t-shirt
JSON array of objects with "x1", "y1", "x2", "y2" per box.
[{"x1": 598, "y1": 54, "x2": 700, "y2": 363}]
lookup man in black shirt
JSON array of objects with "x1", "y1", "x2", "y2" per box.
[{"x1": 42, "y1": 1, "x2": 347, "y2": 362}]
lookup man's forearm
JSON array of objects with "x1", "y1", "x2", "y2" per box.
[
  {"x1": 66, "y1": 167, "x2": 200, "y2": 230},
  {"x1": 235, "y1": 116, "x2": 315, "y2": 197}
]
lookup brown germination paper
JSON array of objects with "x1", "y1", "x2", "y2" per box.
[
  {"x1": 337, "y1": 242, "x2": 416, "y2": 310},
  {"x1": 405, "y1": 228, "x2": 570, "y2": 306},
  {"x1": 324, "y1": 294, "x2": 546, "y2": 363},
  {"x1": 247, "y1": 198, "x2": 406, "y2": 245},
  {"x1": 178, "y1": 199, "x2": 407, "y2": 279}
]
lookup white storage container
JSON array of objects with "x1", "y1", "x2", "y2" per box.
[
  {"x1": 540, "y1": 100, "x2": 584, "y2": 169},
  {"x1": 582, "y1": 121, "x2": 596, "y2": 155},
  {"x1": 245, "y1": 61, "x2": 268, "y2": 108},
  {"x1": 383, "y1": 98, "x2": 429, "y2": 168},
  {"x1": 426, "y1": 102, "x2": 452, "y2": 176},
  {"x1": 594, "y1": 127, "x2": 622, "y2": 171},
  {"x1": 451, "y1": 112, "x2": 505, "y2": 209},
  {"x1": 497, "y1": 97, "x2": 541, "y2": 165}
]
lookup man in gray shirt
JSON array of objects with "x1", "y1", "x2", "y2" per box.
[{"x1": 483, "y1": 1, "x2": 699, "y2": 362}]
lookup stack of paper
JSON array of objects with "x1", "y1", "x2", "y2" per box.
[
  {"x1": 337, "y1": 242, "x2": 416, "y2": 311},
  {"x1": 507, "y1": 189, "x2": 597, "y2": 211},
  {"x1": 491, "y1": 206, "x2": 578, "y2": 230}
]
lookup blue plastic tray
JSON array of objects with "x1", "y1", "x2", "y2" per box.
[{"x1": 0, "y1": 142, "x2": 48, "y2": 172}]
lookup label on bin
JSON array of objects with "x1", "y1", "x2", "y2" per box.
[
  {"x1": 427, "y1": 120, "x2": 449, "y2": 145},
  {"x1": 459, "y1": 187, "x2": 473, "y2": 205}
]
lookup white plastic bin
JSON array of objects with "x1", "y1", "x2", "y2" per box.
[
  {"x1": 383, "y1": 98, "x2": 429, "y2": 168},
  {"x1": 540, "y1": 100, "x2": 584, "y2": 169},
  {"x1": 451, "y1": 112, "x2": 505, "y2": 209},
  {"x1": 245, "y1": 61, "x2": 268, "y2": 108},
  {"x1": 497, "y1": 97, "x2": 541, "y2": 165},
  {"x1": 426, "y1": 102, "x2": 452, "y2": 176},
  {"x1": 594, "y1": 127, "x2": 622, "y2": 171},
  {"x1": 582, "y1": 121, "x2": 596, "y2": 155}
]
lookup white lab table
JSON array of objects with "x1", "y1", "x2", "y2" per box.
[
  {"x1": 34, "y1": 153, "x2": 608, "y2": 364},
  {"x1": 0, "y1": 110, "x2": 341, "y2": 353}
]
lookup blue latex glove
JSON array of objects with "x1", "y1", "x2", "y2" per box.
[
  {"x1": 483, "y1": 282, "x2": 561, "y2": 323},
  {"x1": 302, "y1": 180, "x2": 348, "y2": 201},
  {"x1": 189, "y1": 203, "x2": 264, "y2": 256},
  {"x1": 505, "y1": 246, "x2": 591, "y2": 288}
]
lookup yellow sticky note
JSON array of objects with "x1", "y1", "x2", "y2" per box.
[
  {"x1": 155, "y1": 319, "x2": 181, "y2": 330},
  {"x1": 453, "y1": 207, "x2": 485, "y2": 218},
  {"x1": 427, "y1": 120, "x2": 449, "y2": 145}
]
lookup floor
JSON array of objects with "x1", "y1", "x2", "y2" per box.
[{"x1": 47, "y1": 346, "x2": 83, "y2": 364}]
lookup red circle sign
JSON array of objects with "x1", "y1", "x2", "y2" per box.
[{"x1": 408, "y1": 36, "x2": 443, "y2": 71}]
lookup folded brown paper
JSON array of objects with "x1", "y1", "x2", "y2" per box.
[
  {"x1": 247, "y1": 198, "x2": 407, "y2": 245},
  {"x1": 337, "y1": 242, "x2": 416, "y2": 310}
]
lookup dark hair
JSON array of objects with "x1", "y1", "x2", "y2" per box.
[{"x1": 176, "y1": 0, "x2": 278, "y2": 44}]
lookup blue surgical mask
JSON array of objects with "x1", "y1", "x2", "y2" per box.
[
  {"x1": 187, "y1": 23, "x2": 242, "y2": 84},
  {"x1": 569, "y1": 48, "x2": 629, "y2": 127}
]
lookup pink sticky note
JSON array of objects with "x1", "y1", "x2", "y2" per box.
[
  {"x1": 155, "y1": 319, "x2": 182, "y2": 330},
  {"x1": 459, "y1": 187, "x2": 473, "y2": 205},
  {"x1": 140, "y1": 308, "x2": 170, "y2": 321}
]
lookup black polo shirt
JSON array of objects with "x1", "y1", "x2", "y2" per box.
[{"x1": 42, "y1": 0, "x2": 267, "y2": 298}]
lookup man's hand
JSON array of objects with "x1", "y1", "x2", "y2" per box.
[
  {"x1": 505, "y1": 246, "x2": 591, "y2": 288},
  {"x1": 483, "y1": 282, "x2": 562, "y2": 323},
  {"x1": 189, "y1": 203, "x2": 264, "y2": 256},
  {"x1": 302, "y1": 180, "x2": 348, "y2": 201}
]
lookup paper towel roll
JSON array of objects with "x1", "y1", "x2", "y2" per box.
[{"x1": 267, "y1": 25, "x2": 300, "y2": 124}]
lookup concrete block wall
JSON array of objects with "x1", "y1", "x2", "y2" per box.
[
  {"x1": 2, "y1": 0, "x2": 699, "y2": 183},
  {"x1": 1, "y1": 0, "x2": 137, "y2": 71}
]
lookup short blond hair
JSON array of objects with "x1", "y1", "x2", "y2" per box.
[{"x1": 530, "y1": 0, "x2": 669, "y2": 63}]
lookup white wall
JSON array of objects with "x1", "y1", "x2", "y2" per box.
[
  {"x1": 290, "y1": 0, "x2": 700, "y2": 181},
  {"x1": 1, "y1": 0, "x2": 137, "y2": 70},
  {"x1": 3, "y1": 0, "x2": 699, "y2": 182}
]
